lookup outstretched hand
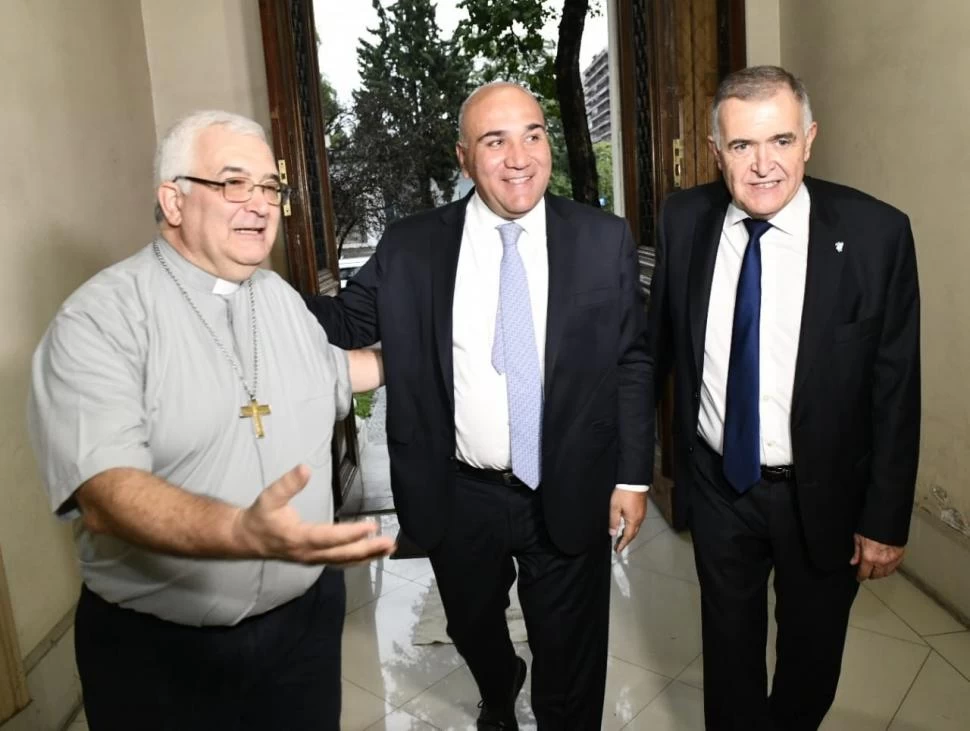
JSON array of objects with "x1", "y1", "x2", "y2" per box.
[{"x1": 234, "y1": 464, "x2": 396, "y2": 565}]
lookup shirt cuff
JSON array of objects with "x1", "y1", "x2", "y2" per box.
[{"x1": 616, "y1": 483, "x2": 650, "y2": 493}]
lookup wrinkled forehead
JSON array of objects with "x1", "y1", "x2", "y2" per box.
[
  {"x1": 463, "y1": 87, "x2": 545, "y2": 137},
  {"x1": 193, "y1": 126, "x2": 276, "y2": 177},
  {"x1": 717, "y1": 90, "x2": 805, "y2": 138}
]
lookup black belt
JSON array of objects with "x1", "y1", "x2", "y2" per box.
[
  {"x1": 455, "y1": 460, "x2": 527, "y2": 488},
  {"x1": 760, "y1": 464, "x2": 795, "y2": 483},
  {"x1": 698, "y1": 439, "x2": 794, "y2": 483}
]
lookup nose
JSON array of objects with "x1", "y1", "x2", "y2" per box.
[
  {"x1": 245, "y1": 187, "x2": 272, "y2": 216},
  {"x1": 504, "y1": 140, "x2": 528, "y2": 169},
  {"x1": 751, "y1": 144, "x2": 774, "y2": 176}
]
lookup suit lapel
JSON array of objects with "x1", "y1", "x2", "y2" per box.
[
  {"x1": 792, "y1": 181, "x2": 844, "y2": 417},
  {"x1": 543, "y1": 196, "x2": 579, "y2": 396},
  {"x1": 687, "y1": 200, "x2": 728, "y2": 387},
  {"x1": 431, "y1": 197, "x2": 469, "y2": 413}
]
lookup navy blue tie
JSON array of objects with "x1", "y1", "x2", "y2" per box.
[{"x1": 723, "y1": 218, "x2": 772, "y2": 493}]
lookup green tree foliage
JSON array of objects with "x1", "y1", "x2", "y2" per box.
[{"x1": 352, "y1": 0, "x2": 471, "y2": 225}]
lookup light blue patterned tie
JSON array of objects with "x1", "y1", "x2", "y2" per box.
[{"x1": 491, "y1": 222, "x2": 543, "y2": 489}]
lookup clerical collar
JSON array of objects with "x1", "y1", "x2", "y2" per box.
[{"x1": 154, "y1": 238, "x2": 243, "y2": 295}]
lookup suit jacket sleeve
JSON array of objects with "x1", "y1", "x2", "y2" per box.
[
  {"x1": 858, "y1": 216, "x2": 921, "y2": 546},
  {"x1": 303, "y1": 241, "x2": 383, "y2": 349},
  {"x1": 616, "y1": 221, "x2": 652, "y2": 484}
]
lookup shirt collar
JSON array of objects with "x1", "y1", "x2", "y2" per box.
[
  {"x1": 724, "y1": 182, "x2": 810, "y2": 237},
  {"x1": 467, "y1": 191, "x2": 546, "y2": 241},
  {"x1": 155, "y1": 237, "x2": 242, "y2": 295}
]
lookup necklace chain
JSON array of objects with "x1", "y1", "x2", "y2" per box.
[{"x1": 152, "y1": 242, "x2": 260, "y2": 401}]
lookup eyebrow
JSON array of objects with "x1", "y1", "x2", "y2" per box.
[
  {"x1": 216, "y1": 165, "x2": 281, "y2": 183},
  {"x1": 476, "y1": 122, "x2": 547, "y2": 143},
  {"x1": 727, "y1": 132, "x2": 797, "y2": 147}
]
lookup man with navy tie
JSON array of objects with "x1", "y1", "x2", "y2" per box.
[
  {"x1": 646, "y1": 66, "x2": 920, "y2": 730},
  {"x1": 304, "y1": 82, "x2": 651, "y2": 729}
]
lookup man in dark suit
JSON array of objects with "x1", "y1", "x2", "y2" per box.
[
  {"x1": 646, "y1": 65, "x2": 920, "y2": 730},
  {"x1": 305, "y1": 82, "x2": 651, "y2": 729}
]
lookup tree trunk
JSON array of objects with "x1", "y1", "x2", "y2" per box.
[{"x1": 555, "y1": 0, "x2": 599, "y2": 206}]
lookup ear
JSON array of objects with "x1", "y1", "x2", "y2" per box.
[
  {"x1": 707, "y1": 135, "x2": 723, "y2": 171},
  {"x1": 456, "y1": 143, "x2": 471, "y2": 179},
  {"x1": 157, "y1": 182, "x2": 183, "y2": 226},
  {"x1": 803, "y1": 121, "x2": 818, "y2": 162}
]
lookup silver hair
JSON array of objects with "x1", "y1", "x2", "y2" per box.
[
  {"x1": 153, "y1": 110, "x2": 267, "y2": 223},
  {"x1": 711, "y1": 65, "x2": 813, "y2": 149},
  {"x1": 457, "y1": 81, "x2": 539, "y2": 147}
]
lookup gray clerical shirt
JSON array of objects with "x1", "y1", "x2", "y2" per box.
[{"x1": 28, "y1": 239, "x2": 351, "y2": 626}]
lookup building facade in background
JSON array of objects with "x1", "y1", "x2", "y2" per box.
[{"x1": 582, "y1": 48, "x2": 611, "y2": 143}]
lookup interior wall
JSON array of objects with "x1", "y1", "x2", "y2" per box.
[
  {"x1": 778, "y1": 0, "x2": 970, "y2": 543},
  {"x1": 745, "y1": 0, "x2": 781, "y2": 66},
  {"x1": 0, "y1": 1, "x2": 157, "y2": 655}
]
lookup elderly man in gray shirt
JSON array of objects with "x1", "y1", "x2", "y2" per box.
[{"x1": 27, "y1": 110, "x2": 394, "y2": 730}]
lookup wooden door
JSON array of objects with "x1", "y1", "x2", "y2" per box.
[
  {"x1": 258, "y1": 0, "x2": 359, "y2": 511},
  {"x1": 616, "y1": 0, "x2": 745, "y2": 528}
]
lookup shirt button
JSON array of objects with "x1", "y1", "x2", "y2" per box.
[
  {"x1": 693, "y1": 391, "x2": 699, "y2": 400},
  {"x1": 688, "y1": 446, "x2": 695, "y2": 454}
]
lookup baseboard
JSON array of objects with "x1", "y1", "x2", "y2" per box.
[
  {"x1": 0, "y1": 607, "x2": 80, "y2": 731},
  {"x1": 900, "y1": 507, "x2": 970, "y2": 627}
]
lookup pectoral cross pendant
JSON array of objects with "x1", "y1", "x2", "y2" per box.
[{"x1": 240, "y1": 399, "x2": 272, "y2": 438}]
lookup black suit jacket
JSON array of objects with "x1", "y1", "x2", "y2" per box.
[
  {"x1": 307, "y1": 193, "x2": 650, "y2": 554},
  {"x1": 646, "y1": 176, "x2": 920, "y2": 570}
]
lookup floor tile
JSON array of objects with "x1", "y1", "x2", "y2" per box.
[
  {"x1": 675, "y1": 654, "x2": 703, "y2": 690},
  {"x1": 364, "y1": 710, "x2": 440, "y2": 730},
  {"x1": 623, "y1": 680, "x2": 705, "y2": 730},
  {"x1": 341, "y1": 680, "x2": 394, "y2": 731},
  {"x1": 608, "y1": 562, "x2": 703, "y2": 678},
  {"x1": 848, "y1": 584, "x2": 927, "y2": 645},
  {"x1": 866, "y1": 572, "x2": 965, "y2": 636},
  {"x1": 889, "y1": 651, "x2": 970, "y2": 730},
  {"x1": 601, "y1": 655, "x2": 671, "y2": 730},
  {"x1": 926, "y1": 631, "x2": 970, "y2": 681},
  {"x1": 403, "y1": 663, "x2": 536, "y2": 731},
  {"x1": 384, "y1": 555, "x2": 436, "y2": 584},
  {"x1": 819, "y1": 627, "x2": 930, "y2": 730},
  {"x1": 342, "y1": 581, "x2": 465, "y2": 706},
  {"x1": 344, "y1": 562, "x2": 414, "y2": 615},
  {"x1": 625, "y1": 528, "x2": 699, "y2": 584}
]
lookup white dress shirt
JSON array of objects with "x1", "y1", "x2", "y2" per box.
[
  {"x1": 453, "y1": 193, "x2": 549, "y2": 469},
  {"x1": 453, "y1": 193, "x2": 646, "y2": 492},
  {"x1": 698, "y1": 183, "x2": 810, "y2": 466}
]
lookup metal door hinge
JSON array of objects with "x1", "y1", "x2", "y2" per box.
[
  {"x1": 672, "y1": 138, "x2": 684, "y2": 189},
  {"x1": 278, "y1": 159, "x2": 291, "y2": 217}
]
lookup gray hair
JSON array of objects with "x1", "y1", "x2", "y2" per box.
[
  {"x1": 457, "y1": 81, "x2": 538, "y2": 146},
  {"x1": 153, "y1": 110, "x2": 267, "y2": 223},
  {"x1": 711, "y1": 65, "x2": 813, "y2": 149}
]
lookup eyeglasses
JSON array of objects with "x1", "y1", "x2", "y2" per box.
[{"x1": 173, "y1": 175, "x2": 291, "y2": 206}]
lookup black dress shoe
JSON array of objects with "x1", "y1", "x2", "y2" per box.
[{"x1": 477, "y1": 655, "x2": 527, "y2": 730}]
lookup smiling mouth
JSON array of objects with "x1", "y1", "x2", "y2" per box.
[
  {"x1": 750, "y1": 181, "x2": 781, "y2": 189},
  {"x1": 234, "y1": 227, "x2": 265, "y2": 235},
  {"x1": 504, "y1": 175, "x2": 533, "y2": 186}
]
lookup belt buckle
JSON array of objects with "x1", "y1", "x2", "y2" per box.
[{"x1": 500, "y1": 471, "x2": 518, "y2": 486}]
